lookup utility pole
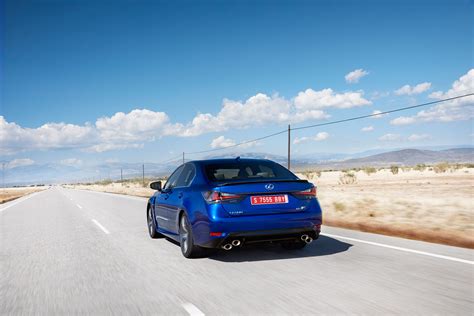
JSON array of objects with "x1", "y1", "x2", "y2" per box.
[
  {"x1": 182, "y1": 152, "x2": 185, "y2": 164},
  {"x1": 287, "y1": 124, "x2": 291, "y2": 170},
  {"x1": 142, "y1": 164, "x2": 145, "y2": 186},
  {"x1": 120, "y1": 168, "x2": 123, "y2": 185}
]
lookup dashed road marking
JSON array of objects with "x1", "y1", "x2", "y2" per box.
[
  {"x1": 182, "y1": 303, "x2": 205, "y2": 316},
  {"x1": 91, "y1": 219, "x2": 110, "y2": 234}
]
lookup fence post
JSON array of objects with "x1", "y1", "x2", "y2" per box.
[{"x1": 287, "y1": 124, "x2": 291, "y2": 170}]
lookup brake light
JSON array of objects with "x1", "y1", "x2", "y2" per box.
[
  {"x1": 203, "y1": 191, "x2": 242, "y2": 203},
  {"x1": 294, "y1": 187, "x2": 317, "y2": 198}
]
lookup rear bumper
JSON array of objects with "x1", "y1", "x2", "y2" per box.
[
  {"x1": 199, "y1": 225, "x2": 321, "y2": 248},
  {"x1": 192, "y1": 198, "x2": 322, "y2": 248}
]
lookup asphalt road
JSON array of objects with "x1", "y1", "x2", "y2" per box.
[{"x1": 1, "y1": 187, "x2": 473, "y2": 315}]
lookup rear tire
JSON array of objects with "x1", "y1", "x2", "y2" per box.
[
  {"x1": 281, "y1": 241, "x2": 307, "y2": 250},
  {"x1": 179, "y1": 213, "x2": 206, "y2": 258}
]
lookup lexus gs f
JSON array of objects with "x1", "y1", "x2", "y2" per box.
[{"x1": 146, "y1": 158, "x2": 322, "y2": 258}]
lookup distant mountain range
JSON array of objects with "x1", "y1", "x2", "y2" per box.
[
  {"x1": 4, "y1": 146, "x2": 473, "y2": 186},
  {"x1": 297, "y1": 148, "x2": 474, "y2": 170}
]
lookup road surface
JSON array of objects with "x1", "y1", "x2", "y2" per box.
[{"x1": 1, "y1": 187, "x2": 473, "y2": 315}]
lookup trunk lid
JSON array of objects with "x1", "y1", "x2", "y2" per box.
[{"x1": 216, "y1": 180, "x2": 314, "y2": 216}]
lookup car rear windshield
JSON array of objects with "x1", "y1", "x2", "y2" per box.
[{"x1": 204, "y1": 161, "x2": 298, "y2": 183}]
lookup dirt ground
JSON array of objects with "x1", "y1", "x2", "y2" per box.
[
  {"x1": 66, "y1": 167, "x2": 474, "y2": 248},
  {"x1": 66, "y1": 182, "x2": 155, "y2": 198},
  {"x1": 0, "y1": 187, "x2": 47, "y2": 203},
  {"x1": 297, "y1": 167, "x2": 474, "y2": 248}
]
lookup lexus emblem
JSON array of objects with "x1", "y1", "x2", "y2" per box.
[{"x1": 265, "y1": 183, "x2": 274, "y2": 190}]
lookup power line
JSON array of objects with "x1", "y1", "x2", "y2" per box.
[
  {"x1": 184, "y1": 129, "x2": 288, "y2": 155},
  {"x1": 155, "y1": 92, "x2": 473, "y2": 164},
  {"x1": 155, "y1": 154, "x2": 183, "y2": 165},
  {"x1": 292, "y1": 93, "x2": 473, "y2": 131}
]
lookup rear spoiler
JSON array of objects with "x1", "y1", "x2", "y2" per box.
[{"x1": 216, "y1": 179, "x2": 309, "y2": 187}]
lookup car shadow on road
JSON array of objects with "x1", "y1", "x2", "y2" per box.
[{"x1": 207, "y1": 235, "x2": 352, "y2": 262}]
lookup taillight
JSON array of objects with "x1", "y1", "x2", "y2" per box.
[
  {"x1": 203, "y1": 191, "x2": 242, "y2": 203},
  {"x1": 294, "y1": 187, "x2": 317, "y2": 198}
]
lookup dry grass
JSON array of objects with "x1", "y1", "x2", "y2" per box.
[
  {"x1": 0, "y1": 187, "x2": 47, "y2": 203},
  {"x1": 297, "y1": 167, "x2": 474, "y2": 248},
  {"x1": 64, "y1": 182, "x2": 155, "y2": 197}
]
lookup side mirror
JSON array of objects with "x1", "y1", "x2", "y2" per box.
[{"x1": 150, "y1": 181, "x2": 162, "y2": 191}]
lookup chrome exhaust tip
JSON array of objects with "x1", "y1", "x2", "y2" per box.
[
  {"x1": 222, "y1": 243, "x2": 233, "y2": 251},
  {"x1": 231, "y1": 239, "x2": 241, "y2": 247},
  {"x1": 301, "y1": 234, "x2": 313, "y2": 244}
]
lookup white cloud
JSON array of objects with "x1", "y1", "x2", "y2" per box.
[
  {"x1": 390, "y1": 116, "x2": 416, "y2": 125},
  {"x1": 0, "y1": 109, "x2": 173, "y2": 154},
  {"x1": 239, "y1": 140, "x2": 261, "y2": 149},
  {"x1": 390, "y1": 69, "x2": 474, "y2": 125},
  {"x1": 0, "y1": 116, "x2": 95, "y2": 155},
  {"x1": 176, "y1": 94, "x2": 292, "y2": 137},
  {"x1": 291, "y1": 110, "x2": 330, "y2": 123},
  {"x1": 294, "y1": 88, "x2": 371, "y2": 110},
  {"x1": 85, "y1": 143, "x2": 144, "y2": 153},
  {"x1": 378, "y1": 133, "x2": 401, "y2": 141},
  {"x1": 293, "y1": 132, "x2": 329, "y2": 144},
  {"x1": 177, "y1": 88, "x2": 369, "y2": 137},
  {"x1": 0, "y1": 86, "x2": 370, "y2": 154},
  {"x1": 394, "y1": 82, "x2": 432, "y2": 95},
  {"x1": 345, "y1": 69, "x2": 369, "y2": 83},
  {"x1": 95, "y1": 109, "x2": 171, "y2": 142},
  {"x1": 60, "y1": 158, "x2": 83, "y2": 167},
  {"x1": 314, "y1": 132, "x2": 329, "y2": 141},
  {"x1": 371, "y1": 110, "x2": 385, "y2": 119},
  {"x1": 210, "y1": 136, "x2": 236, "y2": 149},
  {"x1": 408, "y1": 134, "x2": 431, "y2": 141},
  {"x1": 361, "y1": 126, "x2": 374, "y2": 132},
  {"x1": 6, "y1": 158, "x2": 35, "y2": 169}
]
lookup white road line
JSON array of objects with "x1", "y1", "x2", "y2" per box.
[
  {"x1": 182, "y1": 303, "x2": 205, "y2": 316},
  {"x1": 322, "y1": 233, "x2": 474, "y2": 265},
  {"x1": 76, "y1": 204, "x2": 83, "y2": 209},
  {"x1": 0, "y1": 190, "x2": 45, "y2": 213},
  {"x1": 91, "y1": 219, "x2": 110, "y2": 234}
]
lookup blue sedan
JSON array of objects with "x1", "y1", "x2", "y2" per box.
[{"x1": 146, "y1": 158, "x2": 322, "y2": 258}]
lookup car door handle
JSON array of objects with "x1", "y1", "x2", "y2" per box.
[{"x1": 178, "y1": 192, "x2": 183, "y2": 199}]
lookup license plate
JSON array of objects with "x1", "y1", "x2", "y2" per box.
[{"x1": 251, "y1": 195, "x2": 289, "y2": 205}]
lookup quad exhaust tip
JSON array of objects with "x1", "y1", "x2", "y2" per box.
[
  {"x1": 222, "y1": 243, "x2": 233, "y2": 250},
  {"x1": 301, "y1": 234, "x2": 313, "y2": 244},
  {"x1": 222, "y1": 240, "x2": 241, "y2": 250},
  {"x1": 231, "y1": 239, "x2": 241, "y2": 247}
]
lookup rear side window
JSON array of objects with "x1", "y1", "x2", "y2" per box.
[
  {"x1": 204, "y1": 161, "x2": 297, "y2": 183},
  {"x1": 163, "y1": 165, "x2": 184, "y2": 190},
  {"x1": 175, "y1": 164, "x2": 196, "y2": 187}
]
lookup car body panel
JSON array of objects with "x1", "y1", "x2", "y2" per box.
[{"x1": 147, "y1": 158, "x2": 322, "y2": 248}]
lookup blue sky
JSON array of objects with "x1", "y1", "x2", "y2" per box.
[{"x1": 1, "y1": 0, "x2": 473, "y2": 169}]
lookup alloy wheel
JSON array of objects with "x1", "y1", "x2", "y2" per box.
[{"x1": 180, "y1": 216, "x2": 189, "y2": 253}]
